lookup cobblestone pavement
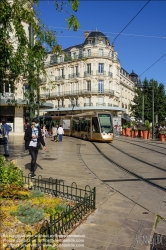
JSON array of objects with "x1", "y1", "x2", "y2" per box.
[{"x1": 1, "y1": 135, "x2": 166, "y2": 250}]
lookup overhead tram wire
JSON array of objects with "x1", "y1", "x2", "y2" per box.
[
  {"x1": 112, "y1": 0, "x2": 151, "y2": 46},
  {"x1": 139, "y1": 52, "x2": 166, "y2": 77},
  {"x1": 47, "y1": 26, "x2": 166, "y2": 40}
]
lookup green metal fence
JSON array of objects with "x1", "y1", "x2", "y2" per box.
[{"x1": 4, "y1": 175, "x2": 96, "y2": 250}]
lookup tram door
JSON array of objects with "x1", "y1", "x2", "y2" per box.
[{"x1": 85, "y1": 118, "x2": 91, "y2": 139}]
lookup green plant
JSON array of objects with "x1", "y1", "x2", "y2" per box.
[
  {"x1": 122, "y1": 125, "x2": 127, "y2": 129},
  {"x1": 154, "y1": 214, "x2": 164, "y2": 229},
  {"x1": 145, "y1": 120, "x2": 150, "y2": 129},
  {"x1": 44, "y1": 203, "x2": 67, "y2": 215},
  {"x1": 55, "y1": 203, "x2": 67, "y2": 213},
  {"x1": 141, "y1": 126, "x2": 150, "y2": 131},
  {"x1": 159, "y1": 131, "x2": 166, "y2": 135},
  {"x1": 10, "y1": 201, "x2": 44, "y2": 224},
  {"x1": 0, "y1": 184, "x2": 30, "y2": 199},
  {"x1": 0, "y1": 156, "x2": 24, "y2": 187},
  {"x1": 30, "y1": 189, "x2": 44, "y2": 198}
]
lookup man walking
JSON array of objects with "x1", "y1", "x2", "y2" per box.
[
  {"x1": 57, "y1": 125, "x2": 64, "y2": 142},
  {"x1": 1, "y1": 120, "x2": 9, "y2": 157},
  {"x1": 24, "y1": 118, "x2": 46, "y2": 178}
]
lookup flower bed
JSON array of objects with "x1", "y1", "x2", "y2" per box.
[
  {"x1": 1, "y1": 191, "x2": 73, "y2": 249},
  {"x1": 0, "y1": 156, "x2": 95, "y2": 249}
]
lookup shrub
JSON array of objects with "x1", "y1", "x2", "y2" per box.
[
  {"x1": 44, "y1": 202, "x2": 67, "y2": 215},
  {"x1": 55, "y1": 203, "x2": 67, "y2": 213},
  {"x1": 10, "y1": 201, "x2": 44, "y2": 224},
  {"x1": 0, "y1": 156, "x2": 24, "y2": 187},
  {"x1": 31, "y1": 189, "x2": 44, "y2": 198},
  {"x1": 0, "y1": 184, "x2": 30, "y2": 199}
]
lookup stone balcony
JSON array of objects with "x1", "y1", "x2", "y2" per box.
[{"x1": 40, "y1": 89, "x2": 115, "y2": 100}]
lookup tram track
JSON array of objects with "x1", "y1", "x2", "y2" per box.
[
  {"x1": 117, "y1": 137, "x2": 166, "y2": 150},
  {"x1": 92, "y1": 142, "x2": 166, "y2": 192},
  {"x1": 109, "y1": 143, "x2": 166, "y2": 172},
  {"x1": 76, "y1": 140, "x2": 166, "y2": 225}
]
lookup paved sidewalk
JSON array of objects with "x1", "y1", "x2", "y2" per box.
[{"x1": 1, "y1": 135, "x2": 166, "y2": 250}]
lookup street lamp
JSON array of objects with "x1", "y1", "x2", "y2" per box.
[
  {"x1": 57, "y1": 107, "x2": 60, "y2": 116},
  {"x1": 152, "y1": 81, "x2": 154, "y2": 139},
  {"x1": 135, "y1": 80, "x2": 144, "y2": 125}
]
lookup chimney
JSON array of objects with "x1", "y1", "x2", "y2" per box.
[{"x1": 84, "y1": 31, "x2": 90, "y2": 40}]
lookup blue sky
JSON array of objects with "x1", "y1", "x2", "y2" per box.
[{"x1": 38, "y1": 1, "x2": 166, "y2": 88}]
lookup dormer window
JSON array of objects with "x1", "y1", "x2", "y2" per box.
[
  {"x1": 73, "y1": 52, "x2": 77, "y2": 59},
  {"x1": 59, "y1": 56, "x2": 63, "y2": 62},
  {"x1": 88, "y1": 39, "x2": 92, "y2": 44}
]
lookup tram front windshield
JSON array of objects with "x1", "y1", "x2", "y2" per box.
[{"x1": 98, "y1": 114, "x2": 113, "y2": 133}]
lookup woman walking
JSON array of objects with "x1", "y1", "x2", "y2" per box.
[{"x1": 24, "y1": 118, "x2": 46, "y2": 178}]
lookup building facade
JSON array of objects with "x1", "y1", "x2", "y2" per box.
[{"x1": 40, "y1": 31, "x2": 136, "y2": 120}]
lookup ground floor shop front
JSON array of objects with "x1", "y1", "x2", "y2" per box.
[{"x1": 0, "y1": 106, "x2": 24, "y2": 133}]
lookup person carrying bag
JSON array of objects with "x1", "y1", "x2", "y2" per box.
[{"x1": 24, "y1": 118, "x2": 46, "y2": 178}]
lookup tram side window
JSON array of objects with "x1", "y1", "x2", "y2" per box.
[
  {"x1": 81, "y1": 119, "x2": 85, "y2": 131},
  {"x1": 92, "y1": 117, "x2": 100, "y2": 133},
  {"x1": 72, "y1": 119, "x2": 79, "y2": 132},
  {"x1": 85, "y1": 119, "x2": 90, "y2": 132}
]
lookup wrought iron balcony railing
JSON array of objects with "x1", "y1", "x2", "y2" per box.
[
  {"x1": 96, "y1": 103, "x2": 106, "y2": 106},
  {"x1": 40, "y1": 89, "x2": 114, "y2": 99},
  {"x1": 55, "y1": 75, "x2": 65, "y2": 80},
  {"x1": 68, "y1": 73, "x2": 80, "y2": 79},
  {"x1": 84, "y1": 103, "x2": 93, "y2": 107},
  {"x1": 45, "y1": 52, "x2": 120, "y2": 67},
  {"x1": 84, "y1": 71, "x2": 93, "y2": 76},
  {"x1": 96, "y1": 71, "x2": 106, "y2": 76}
]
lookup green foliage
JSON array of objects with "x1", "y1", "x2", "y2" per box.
[
  {"x1": 30, "y1": 189, "x2": 44, "y2": 198},
  {"x1": 130, "y1": 78, "x2": 166, "y2": 123},
  {"x1": 154, "y1": 214, "x2": 164, "y2": 229},
  {"x1": 0, "y1": 184, "x2": 30, "y2": 199},
  {"x1": 1, "y1": 0, "x2": 80, "y2": 115},
  {"x1": 55, "y1": 203, "x2": 67, "y2": 213},
  {"x1": 44, "y1": 202, "x2": 67, "y2": 215},
  {"x1": 0, "y1": 156, "x2": 24, "y2": 187},
  {"x1": 145, "y1": 120, "x2": 150, "y2": 128},
  {"x1": 66, "y1": 15, "x2": 80, "y2": 31},
  {"x1": 123, "y1": 121, "x2": 131, "y2": 128},
  {"x1": 10, "y1": 201, "x2": 44, "y2": 224}
]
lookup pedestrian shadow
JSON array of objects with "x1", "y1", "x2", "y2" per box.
[
  {"x1": 25, "y1": 163, "x2": 31, "y2": 171},
  {"x1": 25, "y1": 163, "x2": 43, "y2": 171}
]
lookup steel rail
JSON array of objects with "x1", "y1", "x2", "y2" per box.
[
  {"x1": 92, "y1": 142, "x2": 166, "y2": 192},
  {"x1": 116, "y1": 138, "x2": 166, "y2": 154},
  {"x1": 109, "y1": 143, "x2": 166, "y2": 172}
]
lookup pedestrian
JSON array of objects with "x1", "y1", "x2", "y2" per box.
[
  {"x1": 52, "y1": 125, "x2": 58, "y2": 142},
  {"x1": 24, "y1": 118, "x2": 46, "y2": 178},
  {"x1": 1, "y1": 120, "x2": 10, "y2": 157},
  {"x1": 42, "y1": 124, "x2": 46, "y2": 141},
  {"x1": 57, "y1": 125, "x2": 64, "y2": 142}
]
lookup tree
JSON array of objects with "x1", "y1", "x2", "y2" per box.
[
  {"x1": 0, "y1": 0, "x2": 80, "y2": 118},
  {"x1": 130, "y1": 78, "x2": 166, "y2": 124}
]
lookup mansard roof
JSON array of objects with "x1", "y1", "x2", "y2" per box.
[
  {"x1": 83, "y1": 31, "x2": 110, "y2": 45},
  {"x1": 63, "y1": 31, "x2": 110, "y2": 53}
]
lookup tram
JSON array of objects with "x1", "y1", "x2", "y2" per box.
[{"x1": 39, "y1": 111, "x2": 114, "y2": 142}]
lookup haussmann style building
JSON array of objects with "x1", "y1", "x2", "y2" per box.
[{"x1": 40, "y1": 31, "x2": 138, "y2": 125}]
